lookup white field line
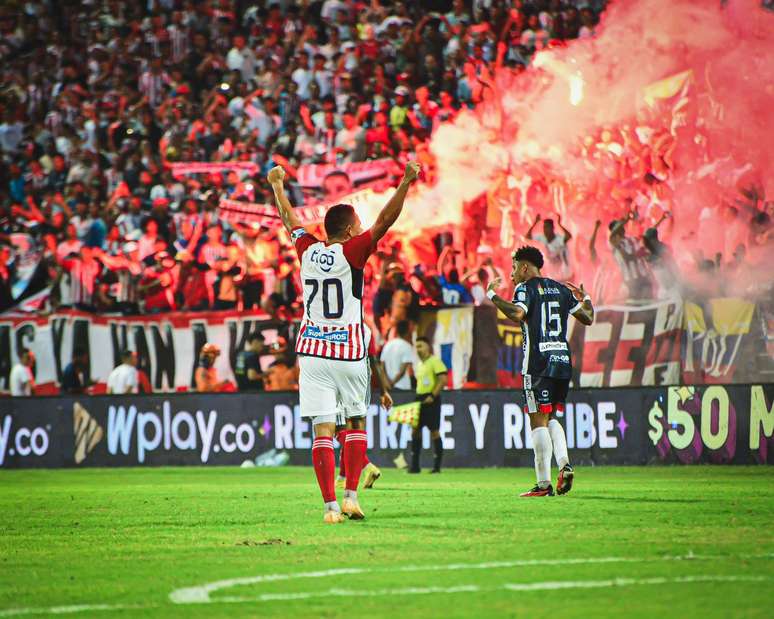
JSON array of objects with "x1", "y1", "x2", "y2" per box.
[
  {"x1": 168, "y1": 552, "x2": 774, "y2": 604},
  {"x1": 208, "y1": 575, "x2": 770, "y2": 604},
  {"x1": 0, "y1": 604, "x2": 135, "y2": 617},
  {"x1": 1, "y1": 554, "x2": 771, "y2": 617}
]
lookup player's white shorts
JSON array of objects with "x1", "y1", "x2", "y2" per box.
[{"x1": 299, "y1": 355, "x2": 369, "y2": 425}]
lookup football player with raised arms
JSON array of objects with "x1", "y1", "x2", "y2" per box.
[
  {"x1": 487, "y1": 245, "x2": 594, "y2": 497},
  {"x1": 267, "y1": 161, "x2": 421, "y2": 523}
]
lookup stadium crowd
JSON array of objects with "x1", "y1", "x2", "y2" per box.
[
  {"x1": 0, "y1": 0, "x2": 615, "y2": 321},
  {"x1": 1, "y1": 0, "x2": 773, "y2": 397}
]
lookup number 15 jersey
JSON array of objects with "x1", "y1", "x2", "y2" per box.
[
  {"x1": 292, "y1": 227, "x2": 374, "y2": 361},
  {"x1": 513, "y1": 277, "x2": 584, "y2": 380}
]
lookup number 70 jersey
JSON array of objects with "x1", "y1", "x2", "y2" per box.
[
  {"x1": 292, "y1": 227, "x2": 374, "y2": 361},
  {"x1": 513, "y1": 277, "x2": 584, "y2": 380}
]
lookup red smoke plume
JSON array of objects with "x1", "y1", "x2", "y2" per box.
[{"x1": 423, "y1": 0, "x2": 773, "y2": 300}]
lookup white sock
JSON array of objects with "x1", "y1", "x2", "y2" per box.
[
  {"x1": 344, "y1": 489, "x2": 357, "y2": 501},
  {"x1": 531, "y1": 427, "x2": 553, "y2": 489},
  {"x1": 324, "y1": 501, "x2": 340, "y2": 512},
  {"x1": 548, "y1": 418, "x2": 570, "y2": 469}
]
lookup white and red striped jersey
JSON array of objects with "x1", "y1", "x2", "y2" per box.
[
  {"x1": 62, "y1": 257, "x2": 101, "y2": 307},
  {"x1": 293, "y1": 227, "x2": 375, "y2": 361}
]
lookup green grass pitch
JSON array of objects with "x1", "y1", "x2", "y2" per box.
[{"x1": 1, "y1": 466, "x2": 772, "y2": 618}]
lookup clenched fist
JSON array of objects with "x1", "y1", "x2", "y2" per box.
[
  {"x1": 403, "y1": 161, "x2": 421, "y2": 184},
  {"x1": 267, "y1": 166, "x2": 285, "y2": 185}
]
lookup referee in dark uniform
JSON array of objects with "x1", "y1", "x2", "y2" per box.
[{"x1": 409, "y1": 337, "x2": 448, "y2": 474}]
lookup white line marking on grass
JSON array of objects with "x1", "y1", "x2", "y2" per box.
[
  {"x1": 184, "y1": 575, "x2": 772, "y2": 605},
  {"x1": 503, "y1": 575, "x2": 769, "y2": 591},
  {"x1": 0, "y1": 604, "x2": 135, "y2": 617},
  {"x1": 3, "y1": 554, "x2": 772, "y2": 617},
  {"x1": 168, "y1": 553, "x2": 774, "y2": 604}
]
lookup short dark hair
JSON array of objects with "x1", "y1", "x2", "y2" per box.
[
  {"x1": 396, "y1": 320, "x2": 410, "y2": 338},
  {"x1": 324, "y1": 203, "x2": 356, "y2": 238},
  {"x1": 543, "y1": 218, "x2": 554, "y2": 226},
  {"x1": 512, "y1": 245, "x2": 544, "y2": 269},
  {"x1": 416, "y1": 336, "x2": 431, "y2": 346},
  {"x1": 247, "y1": 332, "x2": 265, "y2": 343}
]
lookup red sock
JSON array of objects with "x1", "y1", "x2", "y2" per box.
[
  {"x1": 337, "y1": 430, "x2": 348, "y2": 478},
  {"x1": 363, "y1": 453, "x2": 370, "y2": 466},
  {"x1": 344, "y1": 430, "x2": 368, "y2": 492},
  {"x1": 312, "y1": 437, "x2": 336, "y2": 503}
]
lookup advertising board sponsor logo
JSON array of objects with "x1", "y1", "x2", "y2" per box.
[
  {"x1": 647, "y1": 385, "x2": 774, "y2": 463},
  {"x1": 73, "y1": 402, "x2": 104, "y2": 465},
  {"x1": 107, "y1": 401, "x2": 257, "y2": 463},
  {"x1": 0, "y1": 414, "x2": 50, "y2": 466}
]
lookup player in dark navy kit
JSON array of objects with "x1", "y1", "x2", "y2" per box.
[{"x1": 487, "y1": 246, "x2": 594, "y2": 497}]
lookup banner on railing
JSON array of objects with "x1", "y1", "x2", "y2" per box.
[
  {"x1": 493, "y1": 298, "x2": 769, "y2": 388},
  {"x1": 217, "y1": 189, "x2": 385, "y2": 229},
  {"x1": 418, "y1": 306, "x2": 474, "y2": 389},
  {"x1": 0, "y1": 310, "x2": 293, "y2": 395},
  {"x1": 1, "y1": 299, "x2": 769, "y2": 394},
  {"x1": 295, "y1": 158, "x2": 402, "y2": 190},
  {"x1": 1, "y1": 385, "x2": 771, "y2": 468},
  {"x1": 168, "y1": 161, "x2": 261, "y2": 176}
]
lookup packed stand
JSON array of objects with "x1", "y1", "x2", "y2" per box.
[{"x1": 0, "y1": 0, "x2": 613, "y2": 321}]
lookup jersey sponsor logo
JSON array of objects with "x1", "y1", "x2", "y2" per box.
[
  {"x1": 309, "y1": 247, "x2": 336, "y2": 273},
  {"x1": 537, "y1": 285, "x2": 561, "y2": 295},
  {"x1": 305, "y1": 325, "x2": 350, "y2": 343},
  {"x1": 549, "y1": 354, "x2": 570, "y2": 364},
  {"x1": 539, "y1": 341, "x2": 568, "y2": 352}
]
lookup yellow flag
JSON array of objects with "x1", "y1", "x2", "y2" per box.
[{"x1": 388, "y1": 402, "x2": 422, "y2": 428}]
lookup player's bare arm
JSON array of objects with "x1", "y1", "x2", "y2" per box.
[
  {"x1": 370, "y1": 357, "x2": 393, "y2": 410},
  {"x1": 525, "y1": 213, "x2": 540, "y2": 240},
  {"x1": 557, "y1": 214, "x2": 573, "y2": 241},
  {"x1": 486, "y1": 277, "x2": 527, "y2": 324},
  {"x1": 267, "y1": 165, "x2": 302, "y2": 234},
  {"x1": 566, "y1": 281, "x2": 594, "y2": 326},
  {"x1": 370, "y1": 161, "x2": 421, "y2": 241}
]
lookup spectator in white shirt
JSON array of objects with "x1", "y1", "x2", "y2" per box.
[
  {"x1": 526, "y1": 213, "x2": 574, "y2": 280},
  {"x1": 106, "y1": 350, "x2": 139, "y2": 395},
  {"x1": 226, "y1": 35, "x2": 257, "y2": 83},
  {"x1": 10, "y1": 349, "x2": 35, "y2": 396},
  {"x1": 379, "y1": 320, "x2": 414, "y2": 390},
  {"x1": 335, "y1": 113, "x2": 366, "y2": 162},
  {"x1": 291, "y1": 51, "x2": 314, "y2": 100},
  {"x1": 56, "y1": 223, "x2": 83, "y2": 261}
]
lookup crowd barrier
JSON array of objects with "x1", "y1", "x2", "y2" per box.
[
  {"x1": 1, "y1": 385, "x2": 772, "y2": 469},
  {"x1": 2, "y1": 297, "x2": 772, "y2": 396}
]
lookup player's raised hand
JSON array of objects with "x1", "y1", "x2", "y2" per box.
[
  {"x1": 381, "y1": 392, "x2": 393, "y2": 410},
  {"x1": 267, "y1": 165, "x2": 285, "y2": 185},
  {"x1": 487, "y1": 276, "x2": 502, "y2": 296},
  {"x1": 403, "y1": 161, "x2": 421, "y2": 184},
  {"x1": 566, "y1": 281, "x2": 588, "y2": 302}
]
